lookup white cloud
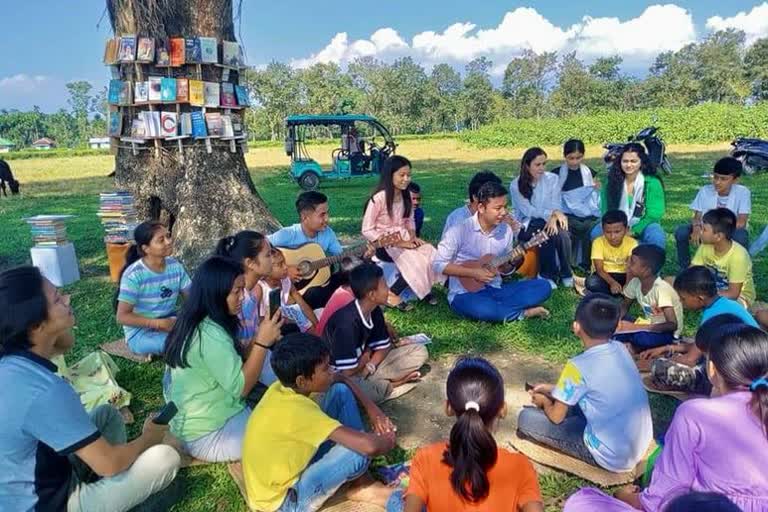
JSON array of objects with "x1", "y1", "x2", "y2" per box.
[
  {"x1": 0, "y1": 74, "x2": 49, "y2": 90},
  {"x1": 287, "y1": 4, "x2": 697, "y2": 74},
  {"x1": 706, "y1": 2, "x2": 768, "y2": 44},
  {"x1": 0, "y1": 74, "x2": 67, "y2": 112}
]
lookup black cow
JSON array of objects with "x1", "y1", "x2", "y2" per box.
[{"x1": 0, "y1": 159, "x2": 20, "y2": 196}]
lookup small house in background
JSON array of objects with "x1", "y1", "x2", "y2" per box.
[
  {"x1": 0, "y1": 138, "x2": 15, "y2": 153},
  {"x1": 89, "y1": 137, "x2": 111, "y2": 149},
  {"x1": 31, "y1": 138, "x2": 56, "y2": 150}
]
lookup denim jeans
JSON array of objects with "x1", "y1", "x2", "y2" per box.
[
  {"x1": 614, "y1": 330, "x2": 676, "y2": 350},
  {"x1": 517, "y1": 405, "x2": 597, "y2": 465},
  {"x1": 521, "y1": 218, "x2": 573, "y2": 282},
  {"x1": 450, "y1": 279, "x2": 552, "y2": 323},
  {"x1": 567, "y1": 215, "x2": 599, "y2": 269},
  {"x1": 277, "y1": 383, "x2": 369, "y2": 512},
  {"x1": 386, "y1": 489, "x2": 426, "y2": 512},
  {"x1": 585, "y1": 272, "x2": 626, "y2": 295},
  {"x1": 126, "y1": 328, "x2": 168, "y2": 355},
  {"x1": 674, "y1": 223, "x2": 749, "y2": 269},
  {"x1": 591, "y1": 222, "x2": 666, "y2": 250}
]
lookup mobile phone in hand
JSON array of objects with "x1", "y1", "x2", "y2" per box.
[
  {"x1": 152, "y1": 401, "x2": 178, "y2": 425},
  {"x1": 524, "y1": 381, "x2": 534, "y2": 392},
  {"x1": 268, "y1": 288, "x2": 281, "y2": 319}
]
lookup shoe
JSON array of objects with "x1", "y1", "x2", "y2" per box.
[
  {"x1": 424, "y1": 293, "x2": 438, "y2": 306},
  {"x1": 561, "y1": 277, "x2": 574, "y2": 288}
]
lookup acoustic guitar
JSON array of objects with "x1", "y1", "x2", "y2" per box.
[
  {"x1": 279, "y1": 232, "x2": 401, "y2": 293},
  {"x1": 457, "y1": 231, "x2": 550, "y2": 293}
]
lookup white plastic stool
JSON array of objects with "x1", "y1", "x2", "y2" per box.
[{"x1": 30, "y1": 243, "x2": 81, "y2": 287}]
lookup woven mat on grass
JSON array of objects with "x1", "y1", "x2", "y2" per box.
[
  {"x1": 509, "y1": 433, "x2": 657, "y2": 487},
  {"x1": 100, "y1": 339, "x2": 150, "y2": 364}
]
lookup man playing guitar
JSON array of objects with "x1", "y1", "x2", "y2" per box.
[{"x1": 433, "y1": 181, "x2": 553, "y2": 322}]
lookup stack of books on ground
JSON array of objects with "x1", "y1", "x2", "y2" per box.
[
  {"x1": 23, "y1": 215, "x2": 74, "y2": 247},
  {"x1": 98, "y1": 192, "x2": 138, "y2": 244}
]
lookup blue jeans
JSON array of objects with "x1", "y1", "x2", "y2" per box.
[
  {"x1": 674, "y1": 223, "x2": 749, "y2": 269},
  {"x1": 386, "y1": 489, "x2": 425, "y2": 512},
  {"x1": 614, "y1": 330, "x2": 676, "y2": 350},
  {"x1": 450, "y1": 279, "x2": 552, "y2": 322},
  {"x1": 591, "y1": 222, "x2": 666, "y2": 249},
  {"x1": 277, "y1": 383, "x2": 369, "y2": 512},
  {"x1": 517, "y1": 406, "x2": 597, "y2": 465},
  {"x1": 126, "y1": 328, "x2": 168, "y2": 355}
]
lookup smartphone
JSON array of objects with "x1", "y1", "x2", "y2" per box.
[
  {"x1": 152, "y1": 401, "x2": 178, "y2": 425},
  {"x1": 524, "y1": 381, "x2": 534, "y2": 392},
  {"x1": 268, "y1": 288, "x2": 281, "y2": 319}
]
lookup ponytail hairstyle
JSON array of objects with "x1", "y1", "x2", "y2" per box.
[
  {"x1": 708, "y1": 324, "x2": 768, "y2": 439},
  {"x1": 214, "y1": 230, "x2": 267, "y2": 267},
  {"x1": 0, "y1": 266, "x2": 48, "y2": 356},
  {"x1": 369, "y1": 155, "x2": 412, "y2": 219},
  {"x1": 442, "y1": 357, "x2": 505, "y2": 502},
  {"x1": 163, "y1": 256, "x2": 245, "y2": 368},
  {"x1": 517, "y1": 147, "x2": 547, "y2": 200},
  {"x1": 606, "y1": 142, "x2": 658, "y2": 211},
  {"x1": 113, "y1": 221, "x2": 166, "y2": 312}
]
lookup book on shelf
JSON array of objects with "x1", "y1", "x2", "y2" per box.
[
  {"x1": 235, "y1": 85, "x2": 250, "y2": 106},
  {"x1": 220, "y1": 82, "x2": 237, "y2": 107},
  {"x1": 188, "y1": 80, "x2": 205, "y2": 106},
  {"x1": 156, "y1": 37, "x2": 171, "y2": 66},
  {"x1": 176, "y1": 78, "x2": 189, "y2": 102},
  {"x1": 199, "y1": 37, "x2": 218, "y2": 63},
  {"x1": 203, "y1": 81, "x2": 220, "y2": 107},
  {"x1": 134, "y1": 81, "x2": 149, "y2": 103},
  {"x1": 103, "y1": 37, "x2": 119, "y2": 65},
  {"x1": 230, "y1": 113, "x2": 243, "y2": 135},
  {"x1": 161, "y1": 111, "x2": 178, "y2": 137},
  {"x1": 185, "y1": 37, "x2": 202, "y2": 64},
  {"x1": 221, "y1": 114, "x2": 234, "y2": 137},
  {"x1": 108, "y1": 110, "x2": 123, "y2": 137},
  {"x1": 161, "y1": 77, "x2": 177, "y2": 102},
  {"x1": 136, "y1": 37, "x2": 155, "y2": 63},
  {"x1": 108, "y1": 80, "x2": 122, "y2": 104},
  {"x1": 141, "y1": 111, "x2": 162, "y2": 137},
  {"x1": 131, "y1": 117, "x2": 147, "y2": 139},
  {"x1": 118, "y1": 81, "x2": 132, "y2": 105},
  {"x1": 180, "y1": 112, "x2": 193, "y2": 136},
  {"x1": 205, "y1": 112, "x2": 223, "y2": 137},
  {"x1": 118, "y1": 35, "x2": 137, "y2": 62},
  {"x1": 222, "y1": 41, "x2": 243, "y2": 67},
  {"x1": 148, "y1": 76, "x2": 162, "y2": 102},
  {"x1": 191, "y1": 110, "x2": 208, "y2": 138},
  {"x1": 170, "y1": 37, "x2": 185, "y2": 66}
]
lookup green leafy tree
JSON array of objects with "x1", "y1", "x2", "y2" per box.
[
  {"x1": 65, "y1": 80, "x2": 94, "y2": 145},
  {"x1": 745, "y1": 37, "x2": 768, "y2": 101},
  {"x1": 502, "y1": 50, "x2": 557, "y2": 118},
  {"x1": 461, "y1": 57, "x2": 495, "y2": 130},
  {"x1": 244, "y1": 62, "x2": 301, "y2": 140}
]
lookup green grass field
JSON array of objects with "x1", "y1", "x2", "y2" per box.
[{"x1": 1, "y1": 139, "x2": 765, "y2": 511}]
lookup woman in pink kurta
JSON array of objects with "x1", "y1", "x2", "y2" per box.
[{"x1": 362, "y1": 155, "x2": 444, "y2": 304}]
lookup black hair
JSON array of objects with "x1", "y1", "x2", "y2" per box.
[
  {"x1": 407, "y1": 182, "x2": 421, "y2": 194},
  {"x1": 713, "y1": 156, "x2": 743, "y2": 178},
  {"x1": 443, "y1": 357, "x2": 505, "y2": 503},
  {"x1": 0, "y1": 266, "x2": 48, "y2": 355},
  {"x1": 601, "y1": 209, "x2": 628, "y2": 227},
  {"x1": 164, "y1": 256, "x2": 244, "y2": 368},
  {"x1": 702, "y1": 207, "x2": 736, "y2": 240},
  {"x1": 214, "y1": 230, "x2": 268, "y2": 266},
  {"x1": 606, "y1": 143, "x2": 660, "y2": 211},
  {"x1": 563, "y1": 139, "x2": 586, "y2": 156},
  {"x1": 468, "y1": 170, "x2": 502, "y2": 202},
  {"x1": 674, "y1": 266, "x2": 717, "y2": 298},
  {"x1": 708, "y1": 324, "x2": 768, "y2": 440},
  {"x1": 631, "y1": 244, "x2": 666, "y2": 276},
  {"x1": 518, "y1": 147, "x2": 547, "y2": 200},
  {"x1": 349, "y1": 262, "x2": 383, "y2": 300},
  {"x1": 694, "y1": 314, "x2": 745, "y2": 353},
  {"x1": 575, "y1": 293, "x2": 621, "y2": 339},
  {"x1": 664, "y1": 492, "x2": 741, "y2": 512},
  {"x1": 370, "y1": 155, "x2": 412, "y2": 219},
  {"x1": 114, "y1": 221, "x2": 166, "y2": 312},
  {"x1": 295, "y1": 191, "x2": 328, "y2": 216},
  {"x1": 271, "y1": 332, "x2": 331, "y2": 388},
  {"x1": 476, "y1": 181, "x2": 507, "y2": 205}
]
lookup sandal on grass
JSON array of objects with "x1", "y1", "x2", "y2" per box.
[{"x1": 387, "y1": 301, "x2": 414, "y2": 312}]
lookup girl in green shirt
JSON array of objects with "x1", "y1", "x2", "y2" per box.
[{"x1": 591, "y1": 143, "x2": 667, "y2": 249}]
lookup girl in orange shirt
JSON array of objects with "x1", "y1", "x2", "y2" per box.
[{"x1": 386, "y1": 357, "x2": 544, "y2": 512}]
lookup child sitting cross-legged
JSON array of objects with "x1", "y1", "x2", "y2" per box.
[
  {"x1": 614, "y1": 245, "x2": 684, "y2": 352},
  {"x1": 386, "y1": 357, "x2": 544, "y2": 512},
  {"x1": 584, "y1": 210, "x2": 637, "y2": 295},
  {"x1": 517, "y1": 294, "x2": 653, "y2": 472},
  {"x1": 242, "y1": 332, "x2": 396, "y2": 512},
  {"x1": 564, "y1": 322, "x2": 768, "y2": 511},
  {"x1": 257, "y1": 248, "x2": 319, "y2": 335}
]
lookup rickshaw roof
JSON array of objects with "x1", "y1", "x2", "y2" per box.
[{"x1": 285, "y1": 114, "x2": 381, "y2": 127}]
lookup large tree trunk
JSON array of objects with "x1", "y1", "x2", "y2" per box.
[{"x1": 108, "y1": 0, "x2": 279, "y2": 268}]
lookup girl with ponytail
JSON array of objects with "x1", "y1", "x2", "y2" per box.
[
  {"x1": 565, "y1": 323, "x2": 768, "y2": 512},
  {"x1": 115, "y1": 221, "x2": 191, "y2": 356},
  {"x1": 386, "y1": 357, "x2": 543, "y2": 511}
]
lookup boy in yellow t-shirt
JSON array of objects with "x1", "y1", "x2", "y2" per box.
[
  {"x1": 691, "y1": 208, "x2": 755, "y2": 307},
  {"x1": 585, "y1": 210, "x2": 638, "y2": 295},
  {"x1": 242, "y1": 332, "x2": 395, "y2": 512}
]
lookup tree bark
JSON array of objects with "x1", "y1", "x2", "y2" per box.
[{"x1": 108, "y1": 0, "x2": 280, "y2": 268}]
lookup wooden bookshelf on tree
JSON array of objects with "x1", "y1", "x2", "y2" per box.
[{"x1": 103, "y1": 34, "x2": 250, "y2": 159}]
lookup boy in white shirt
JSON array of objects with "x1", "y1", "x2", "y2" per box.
[{"x1": 674, "y1": 157, "x2": 750, "y2": 269}]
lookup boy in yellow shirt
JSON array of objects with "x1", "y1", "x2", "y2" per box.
[
  {"x1": 585, "y1": 210, "x2": 638, "y2": 295},
  {"x1": 691, "y1": 208, "x2": 755, "y2": 308},
  {"x1": 242, "y1": 333, "x2": 395, "y2": 512}
]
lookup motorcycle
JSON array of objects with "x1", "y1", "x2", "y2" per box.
[
  {"x1": 730, "y1": 137, "x2": 768, "y2": 175},
  {"x1": 603, "y1": 126, "x2": 672, "y2": 175}
]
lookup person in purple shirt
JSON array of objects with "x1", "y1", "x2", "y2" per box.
[{"x1": 564, "y1": 322, "x2": 768, "y2": 512}]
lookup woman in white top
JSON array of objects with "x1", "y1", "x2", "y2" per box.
[{"x1": 509, "y1": 147, "x2": 573, "y2": 288}]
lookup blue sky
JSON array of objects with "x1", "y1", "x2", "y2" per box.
[{"x1": 1, "y1": 1, "x2": 767, "y2": 112}]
